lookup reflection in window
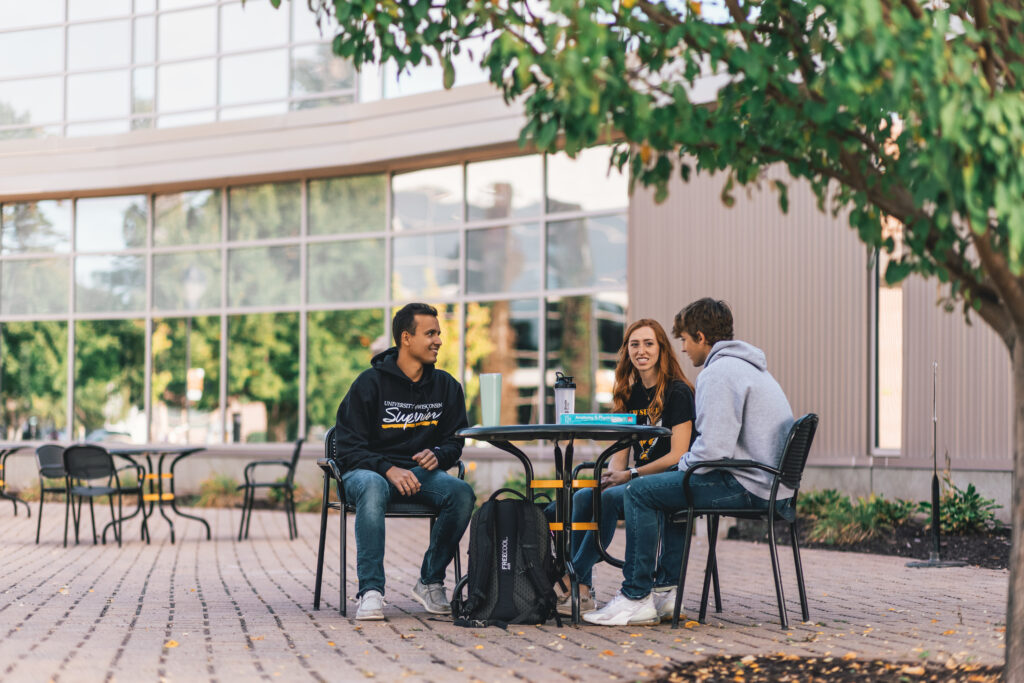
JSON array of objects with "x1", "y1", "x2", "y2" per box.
[
  {"x1": 228, "y1": 182, "x2": 300, "y2": 241},
  {"x1": 75, "y1": 255, "x2": 146, "y2": 313},
  {"x1": 547, "y1": 147, "x2": 628, "y2": 213},
  {"x1": 0, "y1": 28, "x2": 64, "y2": 79},
  {"x1": 291, "y1": 44, "x2": 355, "y2": 96},
  {"x1": 75, "y1": 195, "x2": 148, "y2": 251},
  {"x1": 306, "y1": 308, "x2": 385, "y2": 440},
  {"x1": 152, "y1": 316, "x2": 221, "y2": 443},
  {"x1": 308, "y1": 174, "x2": 386, "y2": 235},
  {"x1": 220, "y1": 50, "x2": 288, "y2": 106},
  {"x1": 392, "y1": 232, "x2": 460, "y2": 299},
  {"x1": 74, "y1": 319, "x2": 146, "y2": 443},
  {"x1": 544, "y1": 294, "x2": 626, "y2": 420},
  {"x1": 0, "y1": 77, "x2": 63, "y2": 127},
  {"x1": 876, "y1": 217, "x2": 903, "y2": 450},
  {"x1": 228, "y1": 245, "x2": 300, "y2": 307},
  {"x1": 2, "y1": 257, "x2": 69, "y2": 315},
  {"x1": 227, "y1": 313, "x2": 299, "y2": 442},
  {"x1": 154, "y1": 189, "x2": 221, "y2": 246},
  {"x1": 308, "y1": 239, "x2": 385, "y2": 304},
  {"x1": 153, "y1": 250, "x2": 220, "y2": 311},
  {"x1": 466, "y1": 223, "x2": 540, "y2": 294},
  {"x1": 1, "y1": 200, "x2": 71, "y2": 253},
  {"x1": 392, "y1": 165, "x2": 463, "y2": 230},
  {"x1": 465, "y1": 300, "x2": 540, "y2": 426},
  {"x1": 546, "y1": 214, "x2": 627, "y2": 289},
  {"x1": 466, "y1": 155, "x2": 543, "y2": 221},
  {"x1": 1, "y1": 321, "x2": 68, "y2": 441},
  {"x1": 133, "y1": 67, "x2": 155, "y2": 115}
]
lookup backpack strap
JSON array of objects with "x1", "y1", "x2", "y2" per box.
[
  {"x1": 510, "y1": 502, "x2": 562, "y2": 626},
  {"x1": 460, "y1": 500, "x2": 496, "y2": 617}
]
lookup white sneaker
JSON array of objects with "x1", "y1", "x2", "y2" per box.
[
  {"x1": 411, "y1": 581, "x2": 451, "y2": 614},
  {"x1": 652, "y1": 587, "x2": 679, "y2": 622},
  {"x1": 582, "y1": 591, "x2": 659, "y2": 626},
  {"x1": 356, "y1": 590, "x2": 385, "y2": 620}
]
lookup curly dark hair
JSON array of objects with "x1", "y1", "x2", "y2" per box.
[
  {"x1": 672, "y1": 298, "x2": 734, "y2": 346},
  {"x1": 392, "y1": 303, "x2": 438, "y2": 345}
]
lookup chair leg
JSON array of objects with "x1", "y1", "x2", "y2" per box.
[
  {"x1": 313, "y1": 477, "x2": 330, "y2": 610},
  {"x1": 63, "y1": 494, "x2": 71, "y2": 548},
  {"x1": 36, "y1": 494, "x2": 45, "y2": 544},
  {"x1": 286, "y1": 489, "x2": 297, "y2": 540},
  {"x1": 699, "y1": 515, "x2": 721, "y2": 623},
  {"x1": 339, "y1": 507, "x2": 347, "y2": 616},
  {"x1": 244, "y1": 487, "x2": 255, "y2": 539},
  {"x1": 790, "y1": 520, "x2": 810, "y2": 622},
  {"x1": 237, "y1": 486, "x2": 248, "y2": 541},
  {"x1": 766, "y1": 517, "x2": 789, "y2": 629},
  {"x1": 671, "y1": 509, "x2": 696, "y2": 628}
]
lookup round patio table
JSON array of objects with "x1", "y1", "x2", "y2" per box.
[{"x1": 457, "y1": 423, "x2": 670, "y2": 624}]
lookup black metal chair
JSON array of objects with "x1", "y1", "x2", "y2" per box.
[
  {"x1": 670, "y1": 413, "x2": 819, "y2": 629},
  {"x1": 63, "y1": 443, "x2": 145, "y2": 548},
  {"x1": 34, "y1": 444, "x2": 68, "y2": 544},
  {"x1": 237, "y1": 438, "x2": 305, "y2": 541},
  {"x1": 313, "y1": 426, "x2": 464, "y2": 615}
]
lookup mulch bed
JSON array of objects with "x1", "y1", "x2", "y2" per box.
[
  {"x1": 655, "y1": 654, "x2": 1004, "y2": 682},
  {"x1": 729, "y1": 520, "x2": 1011, "y2": 570}
]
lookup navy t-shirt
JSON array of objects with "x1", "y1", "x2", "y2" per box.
[{"x1": 625, "y1": 379, "x2": 696, "y2": 466}]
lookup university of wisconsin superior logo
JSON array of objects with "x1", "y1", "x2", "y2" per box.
[{"x1": 381, "y1": 400, "x2": 443, "y2": 429}]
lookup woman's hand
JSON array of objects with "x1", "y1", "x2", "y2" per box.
[{"x1": 600, "y1": 470, "x2": 631, "y2": 489}]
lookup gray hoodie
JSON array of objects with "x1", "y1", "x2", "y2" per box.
[{"x1": 679, "y1": 340, "x2": 794, "y2": 500}]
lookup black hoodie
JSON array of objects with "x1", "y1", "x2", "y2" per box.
[{"x1": 333, "y1": 347, "x2": 468, "y2": 475}]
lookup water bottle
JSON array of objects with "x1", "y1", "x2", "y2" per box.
[{"x1": 554, "y1": 372, "x2": 576, "y2": 424}]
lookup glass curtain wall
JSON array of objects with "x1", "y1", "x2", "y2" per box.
[{"x1": 0, "y1": 148, "x2": 628, "y2": 445}]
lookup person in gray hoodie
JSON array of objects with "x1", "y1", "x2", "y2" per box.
[{"x1": 585, "y1": 298, "x2": 794, "y2": 626}]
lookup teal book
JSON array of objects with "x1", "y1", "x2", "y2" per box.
[{"x1": 558, "y1": 413, "x2": 636, "y2": 425}]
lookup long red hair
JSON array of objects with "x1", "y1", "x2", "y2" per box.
[{"x1": 611, "y1": 319, "x2": 694, "y2": 424}]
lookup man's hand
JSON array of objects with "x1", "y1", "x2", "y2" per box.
[
  {"x1": 385, "y1": 466, "x2": 421, "y2": 495},
  {"x1": 600, "y1": 470, "x2": 630, "y2": 489},
  {"x1": 411, "y1": 449, "x2": 439, "y2": 471}
]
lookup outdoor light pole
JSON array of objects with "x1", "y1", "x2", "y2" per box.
[{"x1": 907, "y1": 362, "x2": 966, "y2": 569}]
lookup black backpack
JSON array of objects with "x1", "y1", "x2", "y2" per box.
[{"x1": 451, "y1": 488, "x2": 562, "y2": 628}]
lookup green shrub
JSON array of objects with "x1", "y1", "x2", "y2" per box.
[
  {"x1": 802, "y1": 491, "x2": 921, "y2": 545},
  {"x1": 194, "y1": 474, "x2": 241, "y2": 508},
  {"x1": 920, "y1": 476, "x2": 1001, "y2": 535}
]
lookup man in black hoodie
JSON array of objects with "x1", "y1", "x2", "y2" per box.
[{"x1": 333, "y1": 303, "x2": 473, "y2": 620}]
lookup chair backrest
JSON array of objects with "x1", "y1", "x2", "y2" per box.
[
  {"x1": 778, "y1": 413, "x2": 818, "y2": 491},
  {"x1": 285, "y1": 437, "x2": 305, "y2": 484},
  {"x1": 63, "y1": 443, "x2": 115, "y2": 481},
  {"x1": 324, "y1": 426, "x2": 337, "y2": 461},
  {"x1": 36, "y1": 444, "x2": 66, "y2": 479}
]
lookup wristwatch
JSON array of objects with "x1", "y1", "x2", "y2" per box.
[{"x1": 629, "y1": 467, "x2": 639, "y2": 479}]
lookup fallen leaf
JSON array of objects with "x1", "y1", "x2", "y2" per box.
[
  {"x1": 165, "y1": 640, "x2": 179, "y2": 648},
  {"x1": 684, "y1": 621, "x2": 699, "y2": 629},
  {"x1": 630, "y1": 633, "x2": 641, "y2": 637},
  {"x1": 842, "y1": 652, "x2": 857, "y2": 660},
  {"x1": 943, "y1": 630, "x2": 957, "y2": 635},
  {"x1": 900, "y1": 665, "x2": 926, "y2": 675},
  {"x1": 475, "y1": 645, "x2": 484, "y2": 650},
  {"x1": 253, "y1": 636, "x2": 265, "y2": 641},
  {"x1": 559, "y1": 634, "x2": 566, "y2": 639},
  {"x1": 327, "y1": 642, "x2": 335, "y2": 647},
  {"x1": 601, "y1": 650, "x2": 615, "y2": 656}
]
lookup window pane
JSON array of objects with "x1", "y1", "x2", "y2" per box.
[
  {"x1": 75, "y1": 255, "x2": 146, "y2": 312},
  {"x1": 544, "y1": 293, "x2": 626, "y2": 419},
  {"x1": 547, "y1": 147, "x2": 628, "y2": 213},
  {"x1": 227, "y1": 312, "x2": 299, "y2": 442},
  {"x1": 1, "y1": 200, "x2": 71, "y2": 253},
  {"x1": 220, "y1": 0, "x2": 288, "y2": 52},
  {"x1": 465, "y1": 299, "x2": 541, "y2": 426},
  {"x1": 0, "y1": 1, "x2": 63, "y2": 30},
  {"x1": 392, "y1": 232, "x2": 460, "y2": 299},
  {"x1": 68, "y1": 0, "x2": 131, "y2": 21},
  {"x1": 0, "y1": 29, "x2": 63, "y2": 79},
  {"x1": 0, "y1": 77, "x2": 63, "y2": 125},
  {"x1": 877, "y1": 219, "x2": 904, "y2": 450},
  {"x1": 2, "y1": 258, "x2": 69, "y2": 314},
  {"x1": 467, "y1": 155, "x2": 542, "y2": 221},
  {"x1": 133, "y1": 67, "x2": 155, "y2": 115},
  {"x1": 289, "y1": 94, "x2": 354, "y2": 111},
  {"x1": 308, "y1": 175, "x2": 386, "y2": 235},
  {"x1": 546, "y1": 214, "x2": 627, "y2": 289},
  {"x1": 157, "y1": 59, "x2": 216, "y2": 112},
  {"x1": 74, "y1": 319, "x2": 146, "y2": 443},
  {"x1": 306, "y1": 308, "x2": 384, "y2": 440},
  {"x1": 228, "y1": 182, "x2": 300, "y2": 241},
  {"x1": 220, "y1": 49, "x2": 288, "y2": 106},
  {"x1": 466, "y1": 223, "x2": 540, "y2": 294},
  {"x1": 76, "y1": 195, "x2": 148, "y2": 251},
  {"x1": 153, "y1": 250, "x2": 221, "y2": 311},
  {"x1": 228, "y1": 245, "x2": 299, "y2": 307},
  {"x1": 291, "y1": 44, "x2": 355, "y2": 96},
  {"x1": 134, "y1": 15, "x2": 156, "y2": 63},
  {"x1": 1, "y1": 321, "x2": 68, "y2": 441},
  {"x1": 308, "y1": 239, "x2": 385, "y2": 304},
  {"x1": 154, "y1": 189, "x2": 221, "y2": 246},
  {"x1": 67, "y1": 70, "x2": 131, "y2": 122},
  {"x1": 152, "y1": 316, "x2": 221, "y2": 443},
  {"x1": 157, "y1": 110, "x2": 215, "y2": 128},
  {"x1": 292, "y1": 0, "x2": 326, "y2": 43},
  {"x1": 158, "y1": 7, "x2": 216, "y2": 61},
  {"x1": 392, "y1": 165, "x2": 463, "y2": 230},
  {"x1": 69, "y1": 20, "x2": 131, "y2": 70}
]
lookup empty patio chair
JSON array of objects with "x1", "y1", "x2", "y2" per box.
[
  {"x1": 34, "y1": 444, "x2": 68, "y2": 544},
  {"x1": 237, "y1": 438, "x2": 305, "y2": 541},
  {"x1": 63, "y1": 443, "x2": 145, "y2": 548}
]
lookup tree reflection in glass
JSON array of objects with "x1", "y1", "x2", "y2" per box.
[
  {"x1": 152, "y1": 315, "x2": 220, "y2": 444},
  {"x1": 74, "y1": 319, "x2": 145, "y2": 443},
  {"x1": 465, "y1": 300, "x2": 540, "y2": 426},
  {"x1": 227, "y1": 313, "x2": 299, "y2": 443},
  {"x1": 0, "y1": 321, "x2": 68, "y2": 440}
]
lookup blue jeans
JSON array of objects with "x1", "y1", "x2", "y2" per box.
[
  {"x1": 543, "y1": 485, "x2": 685, "y2": 590},
  {"x1": 342, "y1": 467, "x2": 475, "y2": 598},
  {"x1": 621, "y1": 469, "x2": 774, "y2": 600}
]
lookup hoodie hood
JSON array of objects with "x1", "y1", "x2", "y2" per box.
[
  {"x1": 705, "y1": 340, "x2": 767, "y2": 372},
  {"x1": 371, "y1": 346, "x2": 436, "y2": 385}
]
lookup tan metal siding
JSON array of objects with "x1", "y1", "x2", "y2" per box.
[{"x1": 629, "y1": 168, "x2": 870, "y2": 467}]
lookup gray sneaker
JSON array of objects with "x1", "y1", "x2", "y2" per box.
[
  {"x1": 356, "y1": 590, "x2": 385, "y2": 620},
  {"x1": 411, "y1": 581, "x2": 451, "y2": 614},
  {"x1": 652, "y1": 587, "x2": 678, "y2": 622}
]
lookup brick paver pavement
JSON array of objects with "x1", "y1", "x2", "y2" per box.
[{"x1": 1, "y1": 506, "x2": 1007, "y2": 681}]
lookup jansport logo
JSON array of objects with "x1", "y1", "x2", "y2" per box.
[{"x1": 500, "y1": 536, "x2": 511, "y2": 571}]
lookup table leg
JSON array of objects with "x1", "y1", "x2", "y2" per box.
[{"x1": 166, "y1": 451, "x2": 212, "y2": 540}]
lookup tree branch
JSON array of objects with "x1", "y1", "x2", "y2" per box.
[{"x1": 970, "y1": 226, "x2": 1024, "y2": 329}]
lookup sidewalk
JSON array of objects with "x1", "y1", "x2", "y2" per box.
[{"x1": 0, "y1": 507, "x2": 1007, "y2": 681}]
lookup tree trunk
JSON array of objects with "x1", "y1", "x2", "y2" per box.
[{"x1": 1008, "y1": 336, "x2": 1024, "y2": 683}]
